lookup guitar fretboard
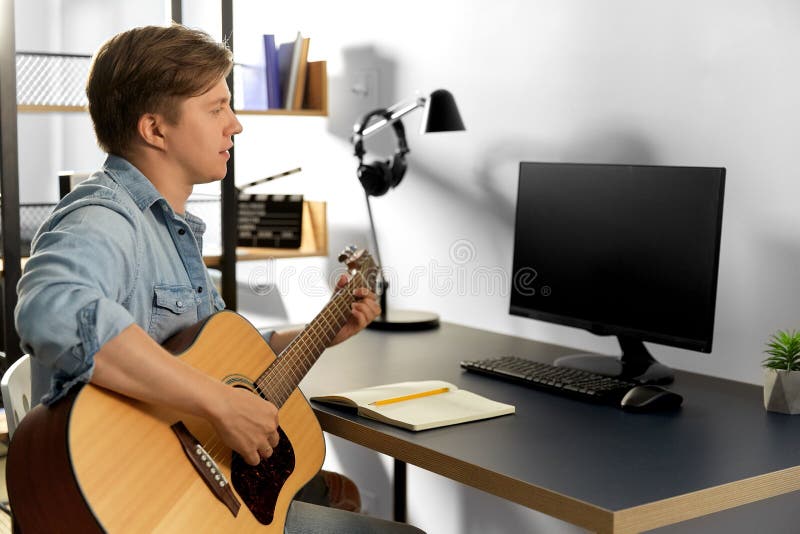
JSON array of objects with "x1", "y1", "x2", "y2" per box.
[{"x1": 254, "y1": 272, "x2": 366, "y2": 407}]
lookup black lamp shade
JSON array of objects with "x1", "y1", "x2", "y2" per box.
[{"x1": 421, "y1": 89, "x2": 465, "y2": 133}]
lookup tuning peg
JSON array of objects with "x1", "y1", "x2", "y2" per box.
[{"x1": 337, "y1": 244, "x2": 358, "y2": 263}]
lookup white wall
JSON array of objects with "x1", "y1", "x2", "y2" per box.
[
  {"x1": 14, "y1": 1, "x2": 800, "y2": 532},
  {"x1": 230, "y1": 0, "x2": 800, "y2": 388},
  {"x1": 231, "y1": 2, "x2": 800, "y2": 532}
]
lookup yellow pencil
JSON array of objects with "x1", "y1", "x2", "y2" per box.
[{"x1": 370, "y1": 387, "x2": 450, "y2": 406}]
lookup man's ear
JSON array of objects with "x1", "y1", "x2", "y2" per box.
[{"x1": 136, "y1": 113, "x2": 167, "y2": 150}]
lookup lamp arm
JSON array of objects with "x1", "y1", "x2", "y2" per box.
[{"x1": 359, "y1": 96, "x2": 426, "y2": 138}]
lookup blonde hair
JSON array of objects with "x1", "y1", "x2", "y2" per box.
[{"x1": 86, "y1": 24, "x2": 233, "y2": 155}]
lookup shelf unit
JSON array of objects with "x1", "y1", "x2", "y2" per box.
[
  {"x1": 0, "y1": 0, "x2": 329, "y2": 365},
  {"x1": 17, "y1": 106, "x2": 85, "y2": 113},
  {"x1": 0, "y1": 0, "x2": 23, "y2": 364},
  {"x1": 203, "y1": 200, "x2": 328, "y2": 269},
  {"x1": 15, "y1": 50, "x2": 328, "y2": 118},
  {"x1": 219, "y1": 0, "x2": 329, "y2": 308}
]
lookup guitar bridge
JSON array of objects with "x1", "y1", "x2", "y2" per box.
[{"x1": 171, "y1": 421, "x2": 241, "y2": 517}]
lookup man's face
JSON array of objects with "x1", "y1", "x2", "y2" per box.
[{"x1": 163, "y1": 77, "x2": 243, "y2": 185}]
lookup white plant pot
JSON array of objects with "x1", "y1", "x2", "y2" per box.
[{"x1": 763, "y1": 368, "x2": 800, "y2": 414}]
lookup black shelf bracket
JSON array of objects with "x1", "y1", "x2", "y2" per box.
[
  {"x1": 219, "y1": 0, "x2": 237, "y2": 310},
  {"x1": 0, "y1": 0, "x2": 24, "y2": 367}
]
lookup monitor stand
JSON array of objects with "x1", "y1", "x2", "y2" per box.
[{"x1": 554, "y1": 335, "x2": 674, "y2": 385}]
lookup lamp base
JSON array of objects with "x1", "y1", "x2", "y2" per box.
[{"x1": 367, "y1": 309, "x2": 440, "y2": 331}]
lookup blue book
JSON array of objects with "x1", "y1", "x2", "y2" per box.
[
  {"x1": 263, "y1": 35, "x2": 281, "y2": 109},
  {"x1": 239, "y1": 40, "x2": 267, "y2": 110}
]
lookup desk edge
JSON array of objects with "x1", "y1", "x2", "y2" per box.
[
  {"x1": 613, "y1": 464, "x2": 800, "y2": 533},
  {"x1": 313, "y1": 409, "x2": 614, "y2": 533}
]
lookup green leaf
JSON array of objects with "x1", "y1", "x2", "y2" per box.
[{"x1": 762, "y1": 330, "x2": 800, "y2": 371}]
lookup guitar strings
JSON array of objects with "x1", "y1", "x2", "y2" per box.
[
  {"x1": 200, "y1": 290, "x2": 353, "y2": 460},
  {"x1": 254, "y1": 270, "x2": 367, "y2": 404},
  {"x1": 200, "y1": 268, "x2": 371, "y2": 465},
  {"x1": 202, "y1": 283, "x2": 356, "y2": 459}
]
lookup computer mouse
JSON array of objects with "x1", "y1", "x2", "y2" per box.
[{"x1": 620, "y1": 385, "x2": 683, "y2": 412}]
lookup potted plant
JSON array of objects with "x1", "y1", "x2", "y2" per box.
[{"x1": 762, "y1": 330, "x2": 800, "y2": 414}]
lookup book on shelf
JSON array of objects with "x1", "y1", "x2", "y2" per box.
[
  {"x1": 284, "y1": 32, "x2": 303, "y2": 110},
  {"x1": 291, "y1": 37, "x2": 310, "y2": 110},
  {"x1": 240, "y1": 31, "x2": 320, "y2": 112},
  {"x1": 241, "y1": 37, "x2": 267, "y2": 110},
  {"x1": 277, "y1": 41, "x2": 294, "y2": 107},
  {"x1": 263, "y1": 34, "x2": 281, "y2": 109},
  {"x1": 303, "y1": 60, "x2": 327, "y2": 111},
  {"x1": 310, "y1": 380, "x2": 515, "y2": 431}
]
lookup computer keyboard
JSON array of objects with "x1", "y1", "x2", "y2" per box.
[{"x1": 460, "y1": 356, "x2": 642, "y2": 408}]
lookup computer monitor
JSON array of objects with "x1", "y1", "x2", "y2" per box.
[{"x1": 510, "y1": 162, "x2": 725, "y2": 384}]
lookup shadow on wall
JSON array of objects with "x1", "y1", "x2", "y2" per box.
[
  {"x1": 376, "y1": 127, "x2": 658, "y2": 275},
  {"x1": 356, "y1": 126, "x2": 660, "y2": 242},
  {"x1": 471, "y1": 129, "x2": 660, "y2": 230},
  {"x1": 741, "y1": 231, "x2": 800, "y2": 339},
  {"x1": 327, "y1": 45, "x2": 399, "y2": 145}
]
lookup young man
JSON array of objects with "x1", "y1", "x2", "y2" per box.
[{"x1": 15, "y1": 24, "x2": 423, "y2": 534}]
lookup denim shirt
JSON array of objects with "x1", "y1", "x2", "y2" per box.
[{"x1": 15, "y1": 155, "x2": 226, "y2": 406}]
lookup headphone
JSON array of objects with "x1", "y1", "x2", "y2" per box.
[{"x1": 353, "y1": 109, "x2": 409, "y2": 197}]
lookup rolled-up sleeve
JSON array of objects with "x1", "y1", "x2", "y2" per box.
[{"x1": 15, "y1": 197, "x2": 139, "y2": 404}]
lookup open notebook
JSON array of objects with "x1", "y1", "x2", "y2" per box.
[{"x1": 310, "y1": 380, "x2": 515, "y2": 431}]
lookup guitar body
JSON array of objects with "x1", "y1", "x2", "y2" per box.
[{"x1": 7, "y1": 311, "x2": 325, "y2": 533}]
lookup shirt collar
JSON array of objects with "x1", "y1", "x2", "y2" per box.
[
  {"x1": 102, "y1": 154, "x2": 207, "y2": 236},
  {"x1": 102, "y1": 154, "x2": 165, "y2": 212},
  {"x1": 183, "y1": 211, "x2": 207, "y2": 236}
]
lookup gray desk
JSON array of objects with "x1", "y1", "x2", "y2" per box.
[{"x1": 300, "y1": 323, "x2": 800, "y2": 534}]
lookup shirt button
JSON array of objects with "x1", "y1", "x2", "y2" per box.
[
  {"x1": 176, "y1": 300, "x2": 184, "y2": 308},
  {"x1": 178, "y1": 228, "x2": 186, "y2": 235},
  {"x1": 197, "y1": 286, "x2": 203, "y2": 293}
]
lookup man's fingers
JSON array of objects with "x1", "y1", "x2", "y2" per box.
[
  {"x1": 259, "y1": 444, "x2": 273, "y2": 459},
  {"x1": 353, "y1": 287, "x2": 376, "y2": 299},
  {"x1": 244, "y1": 450, "x2": 261, "y2": 466},
  {"x1": 353, "y1": 299, "x2": 380, "y2": 317}
]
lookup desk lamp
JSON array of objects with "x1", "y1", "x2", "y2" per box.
[{"x1": 351, "y1": 89, "x2": 465, "y2": 331}]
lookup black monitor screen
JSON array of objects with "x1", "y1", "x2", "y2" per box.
[{"x1": 510, "y1": 162, "x2": 725, "y2": 354}]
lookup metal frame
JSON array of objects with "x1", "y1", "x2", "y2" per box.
[
  {"x1": 220, "y1": 0, "x2": 237, "y2": 310},
  {"x1": 170, "y1": 0, "x2": 181, "y2": 24},
  {"x1": 171, "y1": 1, "x2": 237, "y2": 309},
  {"x1": 0, "y1": 0, "x2": 23, "y2": 367}
]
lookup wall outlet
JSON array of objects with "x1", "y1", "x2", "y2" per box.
[{"x1": 349, "y1": 68, "x2": 379, "y2": 109}]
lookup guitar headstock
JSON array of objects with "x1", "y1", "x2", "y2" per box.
[{"x1": 338, "y1": 246, "x2": 379, "y2": 293}]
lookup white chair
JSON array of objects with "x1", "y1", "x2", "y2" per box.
[{"x1": 1, "y1": 354, "x2": 31, "y2": 439}]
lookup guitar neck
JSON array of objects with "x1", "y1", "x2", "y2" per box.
[{"x1": 254, "y1": 274, "x2": 364, "y2": 407}]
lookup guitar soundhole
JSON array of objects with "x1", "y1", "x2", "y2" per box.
[{"x1": 231, "y1": 426, "x2": 295, "y2": 525}]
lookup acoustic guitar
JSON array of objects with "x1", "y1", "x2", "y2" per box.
[{"x1": 7, "y1": 246, "x2": 377, "y2": 533}]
